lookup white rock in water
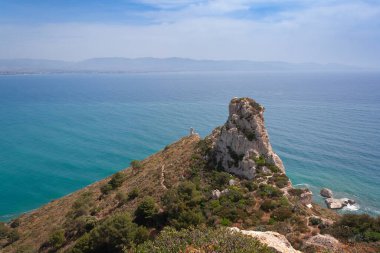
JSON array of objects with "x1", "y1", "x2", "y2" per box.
[
  {"x1": 325, "y1": 198, "x2": 355, "y2": 209},
  {"x1": 209, "y1": 98, "x2": 285, "y2": 179}
]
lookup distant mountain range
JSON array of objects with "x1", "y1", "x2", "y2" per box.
[{"x1": 0, "y1": 57, "x2": 371, "y2": 74}]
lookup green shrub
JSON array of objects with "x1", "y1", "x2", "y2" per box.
[
  {"x1": 212, "y1": 171, "x2": 231, "y2": 188},
  {"x1": 128, "y1": 188, "x2": 139, "y2": 201},
  {"x1": 100, "y1": 183, "x2": 113, "y2": 195},
  {"x1": 68, "y1": 192, "x2": 94, "y2": 218},
  {"x1": 271, "y1": 207, "x2": 293, "y2": 221},
  {"x1": 270, "y1": 174, "x2": 289, "y2": 188},
  {"x1": 257, "y1": 184, "x2": 282, "y2": 198},
  {"x1": 48, "y1": 229, "x2": 65, "y2": 249},
  {"x1": 116, "y1": 191, "x2": 129, "y2": 206},
  {"x1": 309, "y1": 217, "x2": 322, "y2": 226},
  {"x1": 0, "y1": 222, "x2": 20, "y2": 246},
  {"x1": 220, "y1": 218, "x2": 232, "y2": 226},
  {"x1": 260, "y1": 199, "x2": 278, "y2": 212},
  {"x1": 134, "y1": 197, "x2": 159, "y2": 227},
  {"x1": 101, "y1": 172, "x2": 126, "y2": 195},
  {"x1": 0, "y1": 222, "x2": 9, "y2": 238},
  {"x1": 134, "y1": 227, "x2": 272, "y2": 253},
  {"x1": 109, "y1": 172, "x2": 126, "y2": 189},
  {"x1": 162, "y1": 181, "x2": 205, "y2": 229},
  {"x1": 71, "y1": 213, "x2": 148, "y2": 253},
  {"x1": 253, "y1": 155, "x2": 266, "y2": 166},
  {"x1": 267, "y1": 165, "x2": 280, "y2": 173},
  {"x1": 131, "y1": 160, "x2": 142, "y2": 169},
  {"x1": 288, "y1": 188, "x2": 304, "y2": 197},
  {"x1": 243, "y1": 181, "x2": 258, "y2": 192},
  {"x1": 322, "y1": 214, "x2": 380, "y2": 242},
  {"x1": 10, "y1": 218, "x2": 20, "y2": 228}
]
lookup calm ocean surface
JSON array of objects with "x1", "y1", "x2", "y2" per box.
[{"x1": 0, "y1": 72, "x2": 379, "y2": 220}]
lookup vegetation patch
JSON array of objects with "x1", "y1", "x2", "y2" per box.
[
  {"x1": 134, "y1": 227, "x2": 273, "y2": 253},
  {"x1": 322, "y1": 214, "x2": 380, "y2": 242}
]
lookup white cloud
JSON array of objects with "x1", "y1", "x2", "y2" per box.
[{"x1": 0, "y1": 0, "x2": 379, "y2": 67}]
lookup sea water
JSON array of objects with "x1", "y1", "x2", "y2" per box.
[{"x1": 0, "y1": 71, "x2": 379, "y2": 220}]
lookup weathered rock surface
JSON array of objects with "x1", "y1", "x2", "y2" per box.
[
  {"x1": 209, "y1": 98, "x2": 285, "y2": 179},
  {"x1": 325, "y1": 198, "x2": 355, "y2": 209},
  {"x1": 305, "y1": 234, "x2": 342, "y2": 252},
  {"x1": 230, "y1": 227, "x2": 301, "y2": 253},
  {"x1": 320, "y1": 188, "x2": 333, "y2": 198},
  {"x1": 299, "y1": 189, "x2": 313, "y2": 206}
]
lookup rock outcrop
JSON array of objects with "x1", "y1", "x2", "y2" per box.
[
  {"x1": 209, "y1": 98, "x2": 285, "y2": 179},
  {"x1": 325, "y1": 198, "x2": 355, "y2": 209},
  {"x1": 230, "y1": 227, "x2": 301, "y2": 253},
  {"x1": 305, "y1": 234, "x2": 342, "y2": 252},
  {"x1": 320, "y1": 188, "x2": 333, "y2": 198}
]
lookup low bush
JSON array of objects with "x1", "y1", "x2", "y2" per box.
[
  {"x1": 71, "y1": 213, "x2": 149, "y2": 253},
  {"x1": 257, "y1": 184, "x2": 283, "y2": 198},
  {"x1": 322, "y1": 214, "x2": 380, "y2": 242},
  {"x1": 260, "y1": 199, "x2": 278, "y2": 212},
  {"x1": 128, "y1": 188, "x2": 139, "y2": 200},
  {"x1": 243, "y1": 181, "x2": 258, "y2": 192},
  {"x1": 271, "y1": 207, "x2": 293, "y2": 221},
  {"x1": 134, "y1": 197, "x2": 159, "y2": 227},
  {"x1": 0, "y1": 221, "x2": 20, "y2": 246},
  {"x1": 309, "y1": 217, "x2": 322, "y2": 226},
  {"x1": 48, "y1": 229, "x2": 65, "y2": 249},
  {"x1": 68, "y1": 192, "x2": 94, "y2": 219},
  {"x1": 101, "y1": 172, "x2": 126, "y2": 195},
  {"x1": 134, "y1": 227, "x2": 273, "y2": 253},
  {"x1": 162, "y1": 181, "x2": 205, "y2": 229}
]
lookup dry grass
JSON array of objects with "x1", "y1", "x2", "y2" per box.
[{"x1": 3, "y1": 135, "x2": 200, "y2": 253}]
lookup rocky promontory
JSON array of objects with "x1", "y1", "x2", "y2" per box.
[
  {"x1": 209, "y1": 97, "x2": 285, "y2": 179},
  {"x1": 1, "y1": 97, "x2": 379, "y2": 253}
]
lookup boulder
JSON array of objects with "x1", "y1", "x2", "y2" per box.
[
  {"x1": 305, "y1": 234, "x2": 341, "y2": 252},
  {"x1": 325, "y1": 198, "x2": 355, "y2": 209},
  {"x1": 299, "y1": 189, "x2": 313, "y2": 205},
  {"x1": 230, "y1": 227, "x2": 301, "y2": 253},
  {"x1": 320, "y1": 188, "x2": 333, "y2": 198},
  {"x1": 229, "y1": 179, "x2": 237, "y2": 186},
  {"x1": 211, "y1": 190, "x2": 221, "y2": 199}
]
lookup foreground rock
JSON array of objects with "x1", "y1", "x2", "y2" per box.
[
  {"x1": 230, "y1": 227, "x2": 301, "y2": 253},
  {"x1": 325, "y1": 198, "x2": 355, "y2": 209},
  {"x1": 305, "y1": 234, "x2": 342, "y2": 252},
  {"x1": 210, "y1": 97, "x2": 285, "y2": 179},
  {"x1": 320, "y1": 188, "x2": 333, "y2": 198}
]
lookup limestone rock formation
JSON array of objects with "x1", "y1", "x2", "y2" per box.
[
  {"x1": 209, "y1": 97, "x2": 285, "y2": 179},
  {"x1": 320, "y1": 188, "x2": 333, "y2": 198},
  {"x1": 305, "y1": 234, "x2": 342, "y2": 252},
  {"x1": 325, "y1": 198, "x2": 355, "y2": 209},
  {"x1": 230, "y1": 227, "x2": 301, "y2": 253}
]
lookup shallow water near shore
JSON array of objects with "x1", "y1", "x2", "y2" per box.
[{"x1": 0, "y1": 71, "x2": 379, "y2": 220}]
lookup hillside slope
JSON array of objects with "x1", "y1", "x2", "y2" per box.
[
  {"x1": 1, "y1": 98, "x2": 379, "y2": 253},
  {"x1": 2, "y1": 136, "x2": 200, "y2": 252}
]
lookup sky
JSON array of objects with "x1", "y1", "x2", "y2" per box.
[{"x1": 0, "y1": 0, "x2": 379, "y2": 67}]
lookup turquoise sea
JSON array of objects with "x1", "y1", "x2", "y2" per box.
[{"x1": 0, "y1": 72, "x2": 379, "y2": 220}]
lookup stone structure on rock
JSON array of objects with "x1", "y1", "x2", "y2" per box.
[{"x1": 209, "y1": 97, "x2": 285, "y2": 179}]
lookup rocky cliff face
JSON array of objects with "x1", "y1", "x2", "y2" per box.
[{"x1": 210, "y1": 97, "x2": 285, "y2": 179}]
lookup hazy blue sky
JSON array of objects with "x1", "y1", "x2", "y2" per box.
[{"x1": 0, "y1": 0, "x2": 379, "y2": 67}]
